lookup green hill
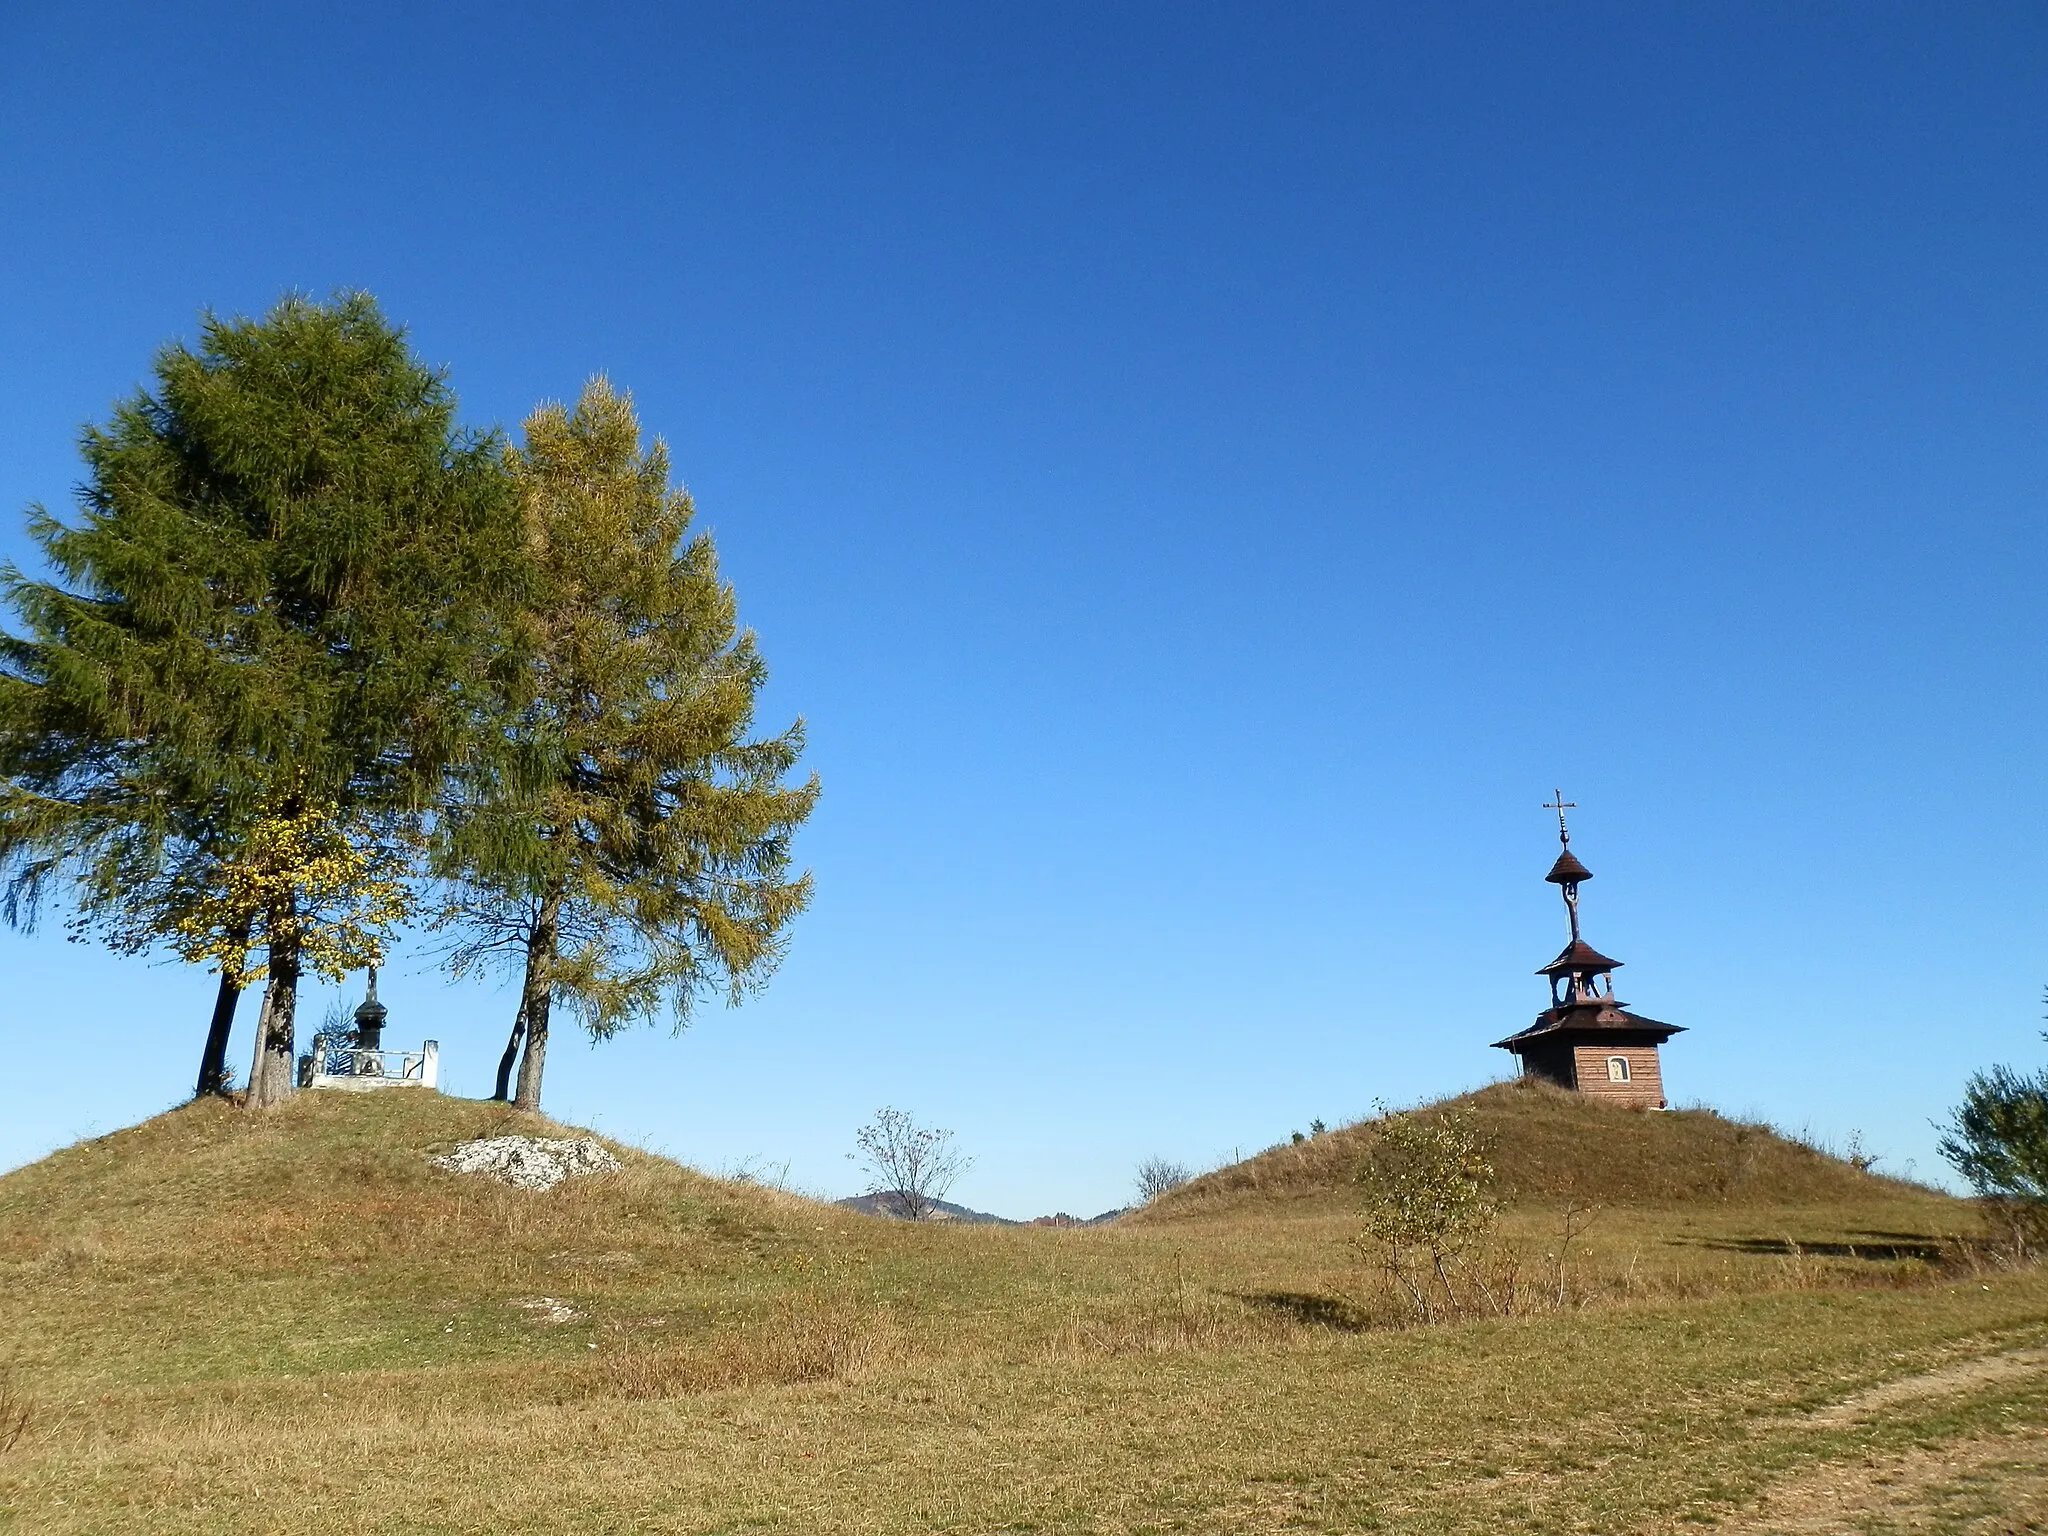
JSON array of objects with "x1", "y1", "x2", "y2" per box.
[
  {"x1": 1, "y1": 1089, "x2": 847, "y2": 1392},
  {"x1": 3, "y1": 1084, "x2": 2043, "y2": 1536},
  {"x1": 1142, "y1": 1076, "x2": 1929, "y2": 1217}
]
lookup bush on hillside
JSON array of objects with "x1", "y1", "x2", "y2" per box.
[
  {"x1": 1355, "y1": 1107, "x2": 1503, "y2": 1323},
  {"x1": 1134, "y1": 1157, "x2": 1192, "y2": 1202},
  {"x1": 1939, "y1": 1049, "x2": 2048, "y2": 1254}
]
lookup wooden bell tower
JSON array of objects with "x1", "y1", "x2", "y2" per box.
[{"x1": 1493, "y1": 794, "x2": 1681, "y2": 1107}]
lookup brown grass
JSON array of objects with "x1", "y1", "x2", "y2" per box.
[
  {"x1": 0, "y1": 1372, "x2": 29, "y2": 1460},
  {"x1": 3, "y1": 1085, "x2": 2045, "y2": 1533},
  {"x1": 596, "y1": 1288, "x2": 908, "y2": 1397},
  {"x1": 1142, "y1": 1076, "x2": 1930, "y2": 1217}
]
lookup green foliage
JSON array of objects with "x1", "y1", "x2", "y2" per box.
[
  {"x1": 1938, "y1": 1044, "x2": 2048, "y2": 1250},
  {"x1": 1358, "y1": 1105, "x2": 1498, "y2": 1254},
  {"x1": 435, "y1": 378, "x2": 817, "y2": 1108},
  {"x1": 1, "y1": 303, "x2": 812, "y2": 1116},
  {"x1": 0, "y1": 292, "x2": 514, "y2": 1100},
  {"x1": 1355, "y1": 1105, "x2": 1502, "y2": 1322}
]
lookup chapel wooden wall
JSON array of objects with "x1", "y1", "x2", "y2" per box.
[
  {"x1": 1513, "y1": 1040, "x2": 1665, "y2": 1107},
  {"x1": 1568, "y1": 1043, "x2": 1664, "y2": 1107}
]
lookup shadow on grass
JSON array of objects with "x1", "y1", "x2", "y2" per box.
[
  {"x1": 1690, "y1": 1235, "x2": 1946, "y2": 1262},
  {"x1": 1232, "y1": 1291, "x2": 1373, "y2": 1331}
]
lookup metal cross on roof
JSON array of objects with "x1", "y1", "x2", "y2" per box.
[{"x1": 1542, "y1": 790, "x2": 1576, "y2": 844}]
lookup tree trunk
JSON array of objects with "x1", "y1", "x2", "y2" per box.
[
  {"x1": 195, "y1": 918, "x2": 253, "y2": 1098},
  {"x1": 194, "y1": 966, "x2": 244, "y2": 1099},
  {"x1": 512, "y1": 893, "x2": 561, "y2": 1112},
  {"x1": 245, "y1": 924, "x2": 301, "y2": 1110},
  {"x1": 492, "y1": 1001, "x2": 527, "y2": 1102}
]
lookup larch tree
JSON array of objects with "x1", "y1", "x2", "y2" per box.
[
  {"x1": 0, "y1": 293, "x2": 514, "y2": 1105},
  {"x1": 436, "y1": 378, "x2": 817, "y2": 1111}
]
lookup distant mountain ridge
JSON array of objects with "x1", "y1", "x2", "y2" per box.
[{"x1": 834, "y1": 1193, "x2": 1126, "y2": 1226}]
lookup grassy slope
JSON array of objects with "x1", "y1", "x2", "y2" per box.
[
  {"x1": 1142, "y1": 1077, "x2": 1931, "y2": 1216},
  {"x1": 2, "y1": 1085, "x2": 2045, "y2": 1534}
]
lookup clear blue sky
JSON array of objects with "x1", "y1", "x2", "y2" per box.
[{"x1": 3, "y1": 3, "x2": 2045, "y2": 1215}]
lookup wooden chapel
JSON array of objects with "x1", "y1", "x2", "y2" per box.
[{"x1": 1492, "y1": 795, "x2": 1681, "y2": 1107}]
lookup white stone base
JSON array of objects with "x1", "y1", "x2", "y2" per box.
[{"x1": 305, "y1": 1039, "x2": 439, "y2": 1092}]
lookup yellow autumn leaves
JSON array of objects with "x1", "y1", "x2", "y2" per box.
[{"x1": 168, "y1": 793, "x2": 412, "y2": 987}]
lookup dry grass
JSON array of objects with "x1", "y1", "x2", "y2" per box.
[
  {"x1": 3, "y1": 1086, "x2": 2046, "y2": 1533},
  {"x1": 1143, "y1": 1076, "x2": 1933, "y2": 1217},
  {"x1": 596, "y1": 1288, "x2": 909, "y2": 1397},
  {"x1": 1703, "y1": 1426, "x2": 2048, "y2": 1533},
  {"x1": 0, "y1": 1372, "x2": 29, "y2": 1461}
]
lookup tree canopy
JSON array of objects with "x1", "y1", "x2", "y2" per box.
[
  {"x1": 2, "y1": 302, "x2": 813, "y2": 1115},
  {"x1": 435, "y1": 378, "x2": 817, "y2": 1110},
  {"x1": 0, "y1": 293, "x2": 516, "y2": 1104},
  {"x1": 1938, "y1": 1045, "x2": 2048, "y2": 1249}
]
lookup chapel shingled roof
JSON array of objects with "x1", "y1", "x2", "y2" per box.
[
  {"x1": 1537, "y1": 939, "x2": 1623, "y2": 977},
  {"x1": 1491, "y1": 1003, "x2": 1684, "y2": 1050},
  {"x1": 1545, "y1": 848, "x2": 1593, "y2": 884}
]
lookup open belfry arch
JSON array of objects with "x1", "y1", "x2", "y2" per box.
[{"x1": 1493, "y1": 793, "x2": 1682, "y2": 1107}]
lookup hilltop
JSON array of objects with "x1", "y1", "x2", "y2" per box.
[
  {"x1": 1140, "y1": 1076, "x2": 1927, "y2": 1218},
  {"x1": 833, "y1": 1193, "x2": 1127, "y2": 1225},
  {"x1": 833, "y1": 1192, "x2": 1016, "y2": 1223},
  {"x1": 3, "y1": 1084, "x2": 2042, "y2": 1535}
]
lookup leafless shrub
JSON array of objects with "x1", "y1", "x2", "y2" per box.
[
  {"x1": 1134, "y1": 1156, "x2": 1193, "y2": 1203},
  {"x1": 719, "y1": 1154, "x2": 796, "y2": 1192},
  {"x1": 1543, "y1": 1197, "x2": 1600, "y2": 1308},
  {"x1": 849, "y1": 1107, "x2": 969, "y2": 1221}
]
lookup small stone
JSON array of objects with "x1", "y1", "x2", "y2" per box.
[
  {"x1": 431, "y1": 1136, "x2": 622, "y2": 1191},
  {"x1": 512, "y1": 1296, "x2": 582, "y2": 1324}
]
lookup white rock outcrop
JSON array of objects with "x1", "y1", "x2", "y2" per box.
[
  {"x1": 431, "y1": 1136, "x2": 622, "y2": 1191},
  {"x1": 512, "y1": 1295, "x2": 583, "y2": 1323}
]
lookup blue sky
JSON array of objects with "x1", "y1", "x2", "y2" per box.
[{"x1": 3, "y1": 3, "x2": 2046, "y2": 1215}]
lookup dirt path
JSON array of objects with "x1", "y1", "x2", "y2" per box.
[
  {"x1": 1722, "y1": 1429, "x2": 2048, "y2": 1533},
  {"x1": 1715, "y1": 1347, "x2": 2048, "y2": 1532},
  {"x1": 1808, "y1": 1348, "x2": 2048, "y2": 1427}
]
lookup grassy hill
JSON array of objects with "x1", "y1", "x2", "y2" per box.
[
  {"x1": 1144, "y1": 1076, "x2": 1927, "y2": 1216},
  {"x1": 4, "y1": 1084, "x2": 2047, "y2": 1534}
]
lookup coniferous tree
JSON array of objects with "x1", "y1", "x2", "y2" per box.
[
  {"x1": 437, "y1": 379, "x2": 816, "y2": 1111},
  {"x1": 0, "y1": 293, "x2": 514, "y2": 1105}
]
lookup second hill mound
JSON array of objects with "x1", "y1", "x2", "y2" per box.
[{"x1": 1139, "y1": 1077, "x2": 1931, "y2": 1217}]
